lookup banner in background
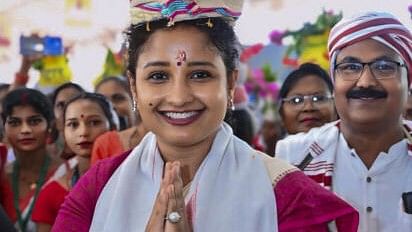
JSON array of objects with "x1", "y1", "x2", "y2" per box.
[
  {"x1": 249, "y1": 0, "x2": 284, "y2": 10},
  {"x1": 64, "y1": 0, "x2": 92, "y2": 27},
  {"x1": 0, "y1": 14, "x2": 11, "y2": 63}
]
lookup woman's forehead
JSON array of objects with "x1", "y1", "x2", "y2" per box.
[
  {"x1": 66, "y1": 99, "x2": 101, "y2": 114},
  {"x1": 10, "y1": 105, "x2": 42, "y2": 118},
  {"x1": 141, "y1": 26, "x2": 213, "y2": 54},
  {"x1": 136, "y1": 32, "x2": 223, "y2": 70},
  {"x1": 287, "y1": 75, "x2": 330, "y2": 95}
]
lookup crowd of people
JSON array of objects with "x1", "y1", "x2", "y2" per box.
[{"x1": 0, "y1": 0, "x2": 411, "y2": 231}]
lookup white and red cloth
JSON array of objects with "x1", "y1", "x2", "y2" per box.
[
  {"x1": 90, "y1": 123, "x2": 280, "y2": 231},
  {"x1": 129, "y1": 0, "x2": 243, "y2": 25},
  {"x1": 276, "y1": 121, "x2": 340, "y2": 190}
]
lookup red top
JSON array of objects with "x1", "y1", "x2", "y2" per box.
[
  {"x1": 0, "y1": 144, "x2": 8, "y2": 218},
  {"x1": 91, "y1": 131, "x2": 124, "y2": 166},
  {"x1": 0, "y1": 165, "x2": 56, "y2": 222},
  {"x1": 32, "y1": 181, "x2": 69, "y2": 225},
  {"x1": 0, "y1": 144, "x2": 7, "y2": 172}
]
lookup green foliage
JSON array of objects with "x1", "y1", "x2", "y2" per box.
[
  {"x1": 93, "y1": 49, "x2": 124, "y2": 86},
  {"x1": 262, "y1": 63, "x2": 277, "y2": 82},
  {"x1": 282, "y1": 10, "x2": 342, "y2": 56}
]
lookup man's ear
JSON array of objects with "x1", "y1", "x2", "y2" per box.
[{"x1": 127, "y1": 70, "x2": 138, "y2": 103}]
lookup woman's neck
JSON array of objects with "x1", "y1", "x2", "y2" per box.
[
  {"x1": 340, "y1": 119, "x2": 404, "y2": 168},
  {"x1": 76, "y1": 156, "x2": 90, "y2": 176},
  {"x1": 15, "y1": 147, "x2": 48, "y2": 172},
  {"x1": 157, "y1": 133, "x2": 216, "y2": 186},
  {"x1": 119, "y1": 124, "x2": 147, "y2": 150}
]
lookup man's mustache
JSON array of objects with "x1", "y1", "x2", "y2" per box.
[{"x1": 346, "y1": 88, "x2": 388, "y2": 99}]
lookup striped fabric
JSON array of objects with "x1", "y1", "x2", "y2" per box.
[
  {"x1": 303, "y1": 160, "x2": 333, "y2": 189},
  {"x1": 327, "y1": 12, "x2": 412, "y2": 83},
  {"x1": 129, "y1": 0, "x2": 243, "y2": 26}
]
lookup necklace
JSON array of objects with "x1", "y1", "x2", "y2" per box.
[{"x1": 12, "y1": 155, "x2": 51, "y2": 232}]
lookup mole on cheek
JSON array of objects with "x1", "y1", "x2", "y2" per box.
[{"x1": 149, "y1": 103, "x2": 153, "y2": 107}]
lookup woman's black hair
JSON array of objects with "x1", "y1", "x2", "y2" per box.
[
  {"x1": 1, "y1": 88, "x2": 54, "y2": 126},
  {"x1": 51, "y1": 82, "x2": 85, "y2": 107},
  {"x1": 95, "y1": 76, "x2": 132, "y2": 97},
  {"x1": 0, "y1": 83, "x2": 10, "y2": 94},
  {"x1": 225, "y1": 108, "x2": 255, "y2": 145},
  {"x1": 278, "y1": 63, "x2": 333, "y2": 101},
  {"x1": 63, "y1": 92, "x2": 117, "y2": 130},
  {"x1": 126, "y1": 17, "x2": 240, "y2": 79}
]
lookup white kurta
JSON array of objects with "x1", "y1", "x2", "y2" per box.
[
  {"x1": 276, "y1": 120, "x2": 412, "y2": 232},
  {"x1": 333, "y1": 134, "x2": 412, "y2": 232}
]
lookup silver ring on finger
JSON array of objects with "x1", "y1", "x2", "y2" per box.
[{"x1": 165, "y1": 211, "x2": 182, "y2": 224}]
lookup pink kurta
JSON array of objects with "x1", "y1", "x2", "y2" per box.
[{"x1": 52, "y1": 151, "x2": 358, "y2": 231}]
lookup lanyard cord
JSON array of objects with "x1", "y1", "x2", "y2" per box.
[
  {"x1": 12, "y1": 155, "x2": 50, "y2": 232},
  {"x1": 70, "y1": 165, "x2": 80, "y2": 188}
]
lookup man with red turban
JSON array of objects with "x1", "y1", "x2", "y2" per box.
[{"x1": 277, "y1": 11, "x2": 412, "y2": 231}]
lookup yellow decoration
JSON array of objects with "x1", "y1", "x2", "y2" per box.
[
  {"x1": 0, "y1": 14, "x2": 12, "y2": 63},
  {"x1": 280, "y1": 10, "x2": 342, "y2": 69},
  {"x1": 93, "y1": 49, "x2": 124, "y2": 86},
  {"x1": 298, "y1": 30, "x2": 330, "y2": 70},
  {"x1": 37, "y1": 55, "x2": 72, "y2": 87},
  {"x1": 65, "y1": 0, "x2": 92, "y2": 10},
  {"x1": 64, "y1": 0, "x2": 92, "y2": 27}
]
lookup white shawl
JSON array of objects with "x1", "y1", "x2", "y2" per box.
[
  {"x1": 276, "y1": 121, "x2": 340, "y2": 189},
  {"x1": 276, "y1": 120, "x2": 412, "y2": 189},
  {"x1": 90, "y1": 123, "x2": 278, "y2": 231}
]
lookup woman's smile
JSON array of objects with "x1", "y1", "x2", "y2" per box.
[{"x1": 159, "y1": 110, "x2": 204, "y2": 126}]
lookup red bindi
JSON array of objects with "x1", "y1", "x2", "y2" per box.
[
  {"x1": 176, "y1": 50, "x2": 186, "y2": 66},
  {"x1": 80, "y1": 114, "x2": 84, "y2": 118},
  {"x1": 21, "y1": 92, "x2": 29, "y2": 104}
]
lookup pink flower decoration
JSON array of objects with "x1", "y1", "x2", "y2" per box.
[
  {"x1": 269, "y1": 30, "x2": 284, "y2": 45},
  {"x1": 246, "y1": 67, "x2": 281, "y2": 100},
  {"x1": 252, "y1": 68, "x2": 264, "y2": 81},
  {"x1": 267, "y1": 82, "x2": 280, "y2": 100},
  {"x1": 244, "y1": 82, "x2": 254, "y2": 94}
]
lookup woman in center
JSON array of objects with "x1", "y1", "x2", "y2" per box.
[{"x1": 53, "y1": 1, "x2": 358, "y2": 231}]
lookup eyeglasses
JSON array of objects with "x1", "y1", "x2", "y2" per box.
[
  {"x1": 281, "y1": 94, "x2": 334, "y2": 110},
  {"x1": 334, "y1": 60, "x2": 405, "y2": 81}
]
